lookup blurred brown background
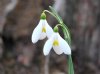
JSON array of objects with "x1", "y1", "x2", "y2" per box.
[{"x1": 0, "y1": 0, "x2": 100, "y2": 74}]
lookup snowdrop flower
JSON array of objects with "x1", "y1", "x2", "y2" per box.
[
  {"x1": 32, "y1": 13, "x2": 53, "y2": 43},
  {"x1": 43, "y1": 32, "x2": 71, "y2": 55}
]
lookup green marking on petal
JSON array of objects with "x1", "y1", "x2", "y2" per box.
[
  {"x1": 53, "y1": 40, "x2": 59, "y2": 46},
  {"x1": 42, "y1": 27, "x2": 46, "y2": 32}
]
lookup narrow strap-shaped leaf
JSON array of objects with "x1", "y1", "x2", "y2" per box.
[
  {"x1": 49, "y1": 6, "x2": 63, "y2": 23},
  {"x1": 68, "y1": 55, "x2": 74, "y2": 74},
  {"x1": 62, "y1": 28, "x2": 71, "y2": 45},
  {"x1": 61, "y1": 23, "x2": 71, "y2": 45}
]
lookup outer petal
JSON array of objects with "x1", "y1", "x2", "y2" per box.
[
  {"x1": 58, "y1": 33, "x2": 71, "y2": 55},
  {"x1": 43, "y1": 36, "x2": 54, "y2": 56},
  {"x1": 31, "y1": 20, "x2": 42, "y2": 43},
  {"x1": 45, "y1": 20, "x2": 53, "y2": 38}
]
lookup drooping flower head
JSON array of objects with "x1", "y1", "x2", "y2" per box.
[
  {"x1": 32, "y1": 13, "x2": 53, "y2": 43},
  {"x1": 43, "y1": 31, "x2": 71, "y2": 56}
]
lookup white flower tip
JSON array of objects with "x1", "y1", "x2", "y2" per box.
[
  {"x1": 43, "y1": 50, "x2": 49, "y2": 56},
  {"x1": 32, "y1": 38, "x2": 37, "y2": 43},
  {"x1": 31, "y1": 35, "x2": 38, "y2": 43},
  {"x1": 64, "y1": 48, "x2": 71, "y2": 55}
]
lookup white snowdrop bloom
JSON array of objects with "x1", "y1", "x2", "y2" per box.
[
  {"x1": 43, "y1": 32, "x2": 71, "y2": 55},
  {"x1": 31, "y1": 13, "x2": 53, "y2": 43}
]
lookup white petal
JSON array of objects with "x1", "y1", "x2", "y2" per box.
[
  {"x1": 39, "y1": 32, "x2": 46, "y2": 40},
  {"x1": 53, "y1": 46, "x2": 63, "y2": 55},
  {"x1": 43, "y1": 36, "x2": 54, "y2": 56},
  {"x1": 45, "y1": 20, "x2": 53, "y2": 38},
  {"x1": 31, "y1": 20, "x2": 42, "y2": 43},
  {"x1": 58, "y1": 34, "x2": 71, "y2": 55}
]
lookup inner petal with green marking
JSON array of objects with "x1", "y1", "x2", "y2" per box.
[
  {"x1": 42, "y1": 26, "x2": 46, "y2": 33},
  {"x1": 53, "y1": 40, "x2": 59, "y2": 46}
]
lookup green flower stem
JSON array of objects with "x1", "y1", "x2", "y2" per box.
[
  {"x1": 68, "y1": 55, "x2": 74, "y2": 74},
  {"x1": 43, "y1": 10, "x2": 57, "y2": 19}
]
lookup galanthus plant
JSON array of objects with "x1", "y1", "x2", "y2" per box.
[{"x1": 31, "y1": 6, "x2": 74, "y2": 74}]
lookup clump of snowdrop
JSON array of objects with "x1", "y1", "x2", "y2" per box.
[
  {"x1": 31, "y1": 6, "x2": 74, "y2": 74},
  {"x1": 31, "y1": 12, "x2": 71, "y2": 55}
]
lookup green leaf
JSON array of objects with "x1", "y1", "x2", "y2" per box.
[
  {"x1": 49, "y1": 6, "x2": 63, "y2": 23},
  {"x1": 68, "y1": 55, "x2": 74, "y2": 74},
  {"x1": 61, "y1": 24, "x2": 71, "y2": 46}
]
